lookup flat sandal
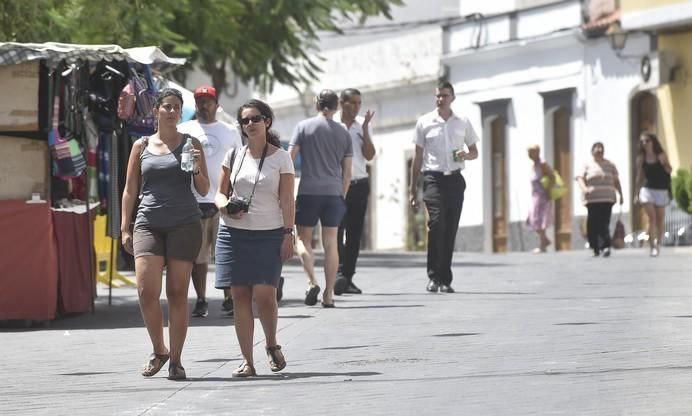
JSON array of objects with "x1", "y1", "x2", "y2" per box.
[
  {"x1": 232, "y1": 361, "x2": 256, "y2": 378},
  {"x1": 266, "y1": 345, "x2": 286, "y2": 372},
  {"x1": 141, "y1": 352, "x2": 169, "y2": 377}
]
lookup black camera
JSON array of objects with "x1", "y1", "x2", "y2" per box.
[{"x1": 226, "y1": 196, "x2": 250, "y2": 215}]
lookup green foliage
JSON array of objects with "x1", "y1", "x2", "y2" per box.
[
  {"x1": 0, "y1": 0, "x2": 402, "y2": 93},
  {"x1": 672, "y1": 168, "x2": 692, "y2": 214}
]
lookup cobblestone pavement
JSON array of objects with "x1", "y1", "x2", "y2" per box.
[{"x1": 2, "y1": 246, "x2": 691, "y2": 415}]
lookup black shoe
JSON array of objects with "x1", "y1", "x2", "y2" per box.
[
  {"x1": 222, "y1": 296, "x2": 233, "y2": 312},
  {"x1": 344, "y1": 282, "x2": 362, "y2": 294},
  {"x1": 334, "y1": 276, "x2": 349, "y2": 296},
  {"x1": 192, "y1": 298, "x2": 208, "y2": 317},
  {"x1": 602, "y1": 247, "x2": 611, "y2": 257},
  {"x1": 276, "y1": 276, "x2": 285, "y2": 302},
  {"x1": 439, "y1": 284, "x2": 455, "y2": 293},
  {"x1": 304, "y1": 285, "x2": 320, "y2": 306},
  {"x1": 426, "y1": 280, "x2": 439, "y2": 293}
]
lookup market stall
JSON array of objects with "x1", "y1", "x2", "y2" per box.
[{"x1": 0, "y1": 42, "x2": 185, "y2": 321}]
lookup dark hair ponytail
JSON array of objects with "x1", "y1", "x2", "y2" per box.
[{"x1": 316, "y1": 89, "x2": 338, "y2": 111}]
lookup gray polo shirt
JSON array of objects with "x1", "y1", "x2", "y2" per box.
[{"x1": 290, "y1": 115, "x2": 353, "y2": 196}]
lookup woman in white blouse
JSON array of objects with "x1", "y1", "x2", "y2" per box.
[{"x1": 214, "y1": 99, "x2": 295, "y2": 377}]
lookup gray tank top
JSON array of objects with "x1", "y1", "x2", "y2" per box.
[{"x1": 136, "y1": 137, "x2": 201, "y2": 228}]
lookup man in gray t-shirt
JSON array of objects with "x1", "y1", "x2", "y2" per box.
[{"x1": 289, "y1": 89, "x2": 353, "y2": 308}]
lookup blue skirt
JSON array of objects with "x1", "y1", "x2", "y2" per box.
[{"x1": 215, "y1": 226, "x2": 283, "y2": 288}]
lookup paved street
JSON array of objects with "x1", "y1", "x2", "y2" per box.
[{"x1": 2, "y1": 246, "x2": 692, "y2": 415}]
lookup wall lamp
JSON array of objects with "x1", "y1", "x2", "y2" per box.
[{"x1": 607, "y1": 22, "x2": 628, "y2": 51}]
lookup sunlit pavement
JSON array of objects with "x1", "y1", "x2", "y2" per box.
[{"x1": 2, "y1": 246, "x2": 691, "y2": 415}]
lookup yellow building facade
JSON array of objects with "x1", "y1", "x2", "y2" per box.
[{"x1": 622, "y1": 0, "x2": 692, "y2": 170}]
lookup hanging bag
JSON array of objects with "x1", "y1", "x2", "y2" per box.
[
  {"x1": 125, "y1": 66, "x2": 157, "y2": 137},
  {"x1": 539, "y1": 166, "x2": 568, "y2": 201},
  {"x1": 612, "y1": 206, "x2": 626, "y2": 249},
  {"x1": 49, "y1": 69, "x2": 86, "y2": 179}
]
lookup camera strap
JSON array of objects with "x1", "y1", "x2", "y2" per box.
[{"x1": 230, "y1": 142, "x2": 269, "y2": 207}]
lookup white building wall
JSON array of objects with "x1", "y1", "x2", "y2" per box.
[
  {"x1": 370, "y1": 127, "x2": 414, "y2": 250},
  {"x1": 444, "y1": 20, "x2": 651, "y2": 250},
  {"x1": 186, "y1": 0, "x2": 655, "y2": 253},
  {"x1": 260, "y1": 27, "x2": 444, "y2": 251}
]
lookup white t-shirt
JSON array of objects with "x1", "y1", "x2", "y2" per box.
[
  {"x1": 177, "y1": 120, "x2": 242, "y2": 203},
  {"x1": 220, "y1": 146, "x2": 295, "y2": 230},
  {"x1": 413, "y1": 110, "x2": 479, "y2": 172},
  {"x1": 337, "y1": 115, "x2": 371, "y2": 180}
]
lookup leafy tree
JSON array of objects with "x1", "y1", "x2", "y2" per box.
[
  {"x1": 0, "y1": 0, "x2": 402, "y2": 93},
  {"x1": 672, "y1": 168, "x2": 692, "y2": 214}
]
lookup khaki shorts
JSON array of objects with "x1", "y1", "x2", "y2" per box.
[
  {"x1": 195, "y1": 214, "x2": 220, "y2": 264},
  {"x1": 133, "y1": 221, "x2": 202, "y2": 262}
]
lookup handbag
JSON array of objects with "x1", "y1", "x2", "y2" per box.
[
  {"x1": 539, "y1": 169, "x2": 567, "y2": 200},
  {"x1": 612, "y1": 208, "x2": 625, "y2": 249}
]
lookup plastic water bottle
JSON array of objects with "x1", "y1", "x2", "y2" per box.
[{"x1": 181, "y1": 137, "x2": 194, "y2": 172}]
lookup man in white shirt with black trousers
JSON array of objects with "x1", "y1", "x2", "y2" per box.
[
  {"x1": 178, "y1": 85, "x2": 241, "y2": 317},
  {"x1": 409, "y1": 81, "x2": 479, "y2": 294},
  {"x1": 334, "y1": 88, "x2": 375, "y2": 296}
]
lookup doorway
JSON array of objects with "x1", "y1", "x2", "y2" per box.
[
  {"x1": 553, "y1": 107, "x2": 572, "y2": 250},
  {"x1": 491, "y1": 117, "x2": 508, "y2": 252},
  {"x1": 630, "y1": 91, "x2": 658, "y2": 233},
  {"x1": 406, "y1": 156, "x2": 427, "y2": 251}
]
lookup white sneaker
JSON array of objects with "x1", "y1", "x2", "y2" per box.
[{"x1": 650, "y1": 247, "x2": 659, "y2": 257}]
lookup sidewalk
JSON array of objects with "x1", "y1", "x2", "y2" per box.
[{"x1": 2, "y1": 246, "x2": 692, "y2": 415}]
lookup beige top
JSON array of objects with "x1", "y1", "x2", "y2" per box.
[{"x1": 580, "y1": 159, "x2": 619, "y2": 204}]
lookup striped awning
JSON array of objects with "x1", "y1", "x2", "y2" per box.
[{"x1": 0, "y1": 42, "x2": 185, "y2": 69}]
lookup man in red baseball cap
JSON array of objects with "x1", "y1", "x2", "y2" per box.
[
  {"x1": 194, "y1": 85, "x2": 217, "y2": 100},
  {"x1": 179, "y1": 84, "x2": 242, "y2": 318}
]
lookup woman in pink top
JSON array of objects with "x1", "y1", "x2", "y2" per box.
[{"x1": 526, "y1": 145, "x2": 553, "y2": 253}]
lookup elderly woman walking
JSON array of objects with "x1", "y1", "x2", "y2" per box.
[
  {"x1": 576, "y1": 142, "x2": 623, "y2": 257},
  {"x1": 526, "y1": 144, "x2": 553, "y2": 253}
]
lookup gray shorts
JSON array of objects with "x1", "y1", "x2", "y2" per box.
[{"x1": 133, "y1": 221, "x2": 202, "y2": 262}]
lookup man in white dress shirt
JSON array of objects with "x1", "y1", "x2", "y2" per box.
[
  {"x1": 409, "y1": 81, "x2": 479, "y2": 294},
  {"x1": 334, "y1": 88, "x2": 375, "y2": 296},
  {"x1": 178, "y1": 85, "x2": 241, "y2": 317}
]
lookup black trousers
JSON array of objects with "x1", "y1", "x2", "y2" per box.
[
  {"x1": 338, "y1": 179, "x2": 370, "y2": 282},
  {"x1": 422, "y1": 171, "x2": 465, "y2": 285},
  {"x1": 586, "y1": 202, "x2": 614, "y2": 253}
]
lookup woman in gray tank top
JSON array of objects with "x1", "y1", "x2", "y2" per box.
[{"x1": 120, "y1": 88, "x2": 210, "y2": 380}]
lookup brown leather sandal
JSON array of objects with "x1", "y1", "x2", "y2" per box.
[
  {"x1": 232, "y1": 361, "x2": 257, "y2": 378},
  {"x1": 142, "y1": 352, "x2": 169, "y2": 377},
  {"x1": 167, "y1": 363, "x2": 187, "y2": 380},
  {"x1": 266, "y1": 345, "x2": 286, "y2": 372}
]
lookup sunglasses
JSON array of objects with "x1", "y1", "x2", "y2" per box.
[{"x1": 240, "y1": 114, "x2": 266, "y2": 125}]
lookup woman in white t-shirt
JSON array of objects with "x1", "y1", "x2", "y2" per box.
[{"x1": 214, "y1": 99, "x2": 295, "y2": 377}]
